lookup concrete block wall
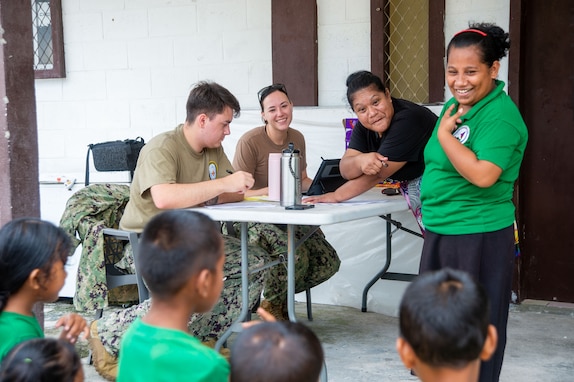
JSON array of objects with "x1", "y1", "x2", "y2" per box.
[
  {"x1": 317, "y1": 0, "x2": 370, "y2": 106},
  {"x1": 35, "y1": 0, "x2": 373, "y2": 180},
  {"x1": 35, "y1": 0, "x2": 508, "y2": 181}
]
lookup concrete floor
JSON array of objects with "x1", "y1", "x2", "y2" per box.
[{"x1": 44, "y1": 299, "x2": 574, "y2": 382}]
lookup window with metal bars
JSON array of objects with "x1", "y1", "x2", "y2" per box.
[
  {"x1": 386, "y1": 0, "x2": 430, "y2": 103},
  {"x1": 371, "y1": 0, "x2": 444, "y2": 104},
  {"x1": 32, "y1": 0, "x2": 65, "y2": 79}
]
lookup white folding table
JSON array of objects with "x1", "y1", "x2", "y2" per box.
[{"x1": 190, "y1": 189, "x2": 419, "y2": 347}]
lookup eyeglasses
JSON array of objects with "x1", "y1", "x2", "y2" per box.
[{"x1": 257, "y1": 83, "x2": 288, "y2": 104}]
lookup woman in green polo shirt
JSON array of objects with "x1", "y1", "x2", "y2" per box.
[{"x1": 419, "y1": 23, "x2": 528, "y2": 382}]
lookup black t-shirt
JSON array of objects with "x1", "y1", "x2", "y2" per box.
[{"x1": 348, "y1": 98, "x2": 437, "y2": 181}]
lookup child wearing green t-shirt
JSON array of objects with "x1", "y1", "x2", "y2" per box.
[
  {"x1": 0, "y1": 218, "x2": 89, "y2": 363},
  {"x1": 116, "y1": 210, "x2": 229, "y2": 382}
]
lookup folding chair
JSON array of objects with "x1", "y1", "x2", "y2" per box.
[
  {"x1": 95, "y1": 228, "x2": 149, "y2": 319},
  {"x1": 85, "y1": 137, "x2": 144, "y2": 186}
]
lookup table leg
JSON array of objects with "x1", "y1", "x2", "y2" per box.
[
  {"x1": 360, "y1": 214, "x2": 423, "y2": 312},
  {"x1": 287, "y1": 224, "x2": 328, "y2": 382},
  {"x1": 361, "y1": 214, "x2": 392, "y2": 312},
  {"x1": 286, "y1": 224, "x2": 297, "y2": 322},
  {"x1": 216, "y1": 222, "x2": 249, "y2": 351},
  {"x1": 285, "y1": 224, "x2": 319, "y2": 321}
]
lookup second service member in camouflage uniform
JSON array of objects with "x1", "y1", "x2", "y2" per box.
[
  {"x1": 223, "y1": 223, "x2": 339, "y2": 318},
  {"x1": 59, "y1": 183, "x2": 131, "y2": 312},
  {"x1": 230, "y1": 83, "x2": 341, "y2": 319}
]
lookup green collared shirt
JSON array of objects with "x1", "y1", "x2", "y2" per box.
[{"x1": 421, "y1": 80, "x2": 528, "y2": 234}]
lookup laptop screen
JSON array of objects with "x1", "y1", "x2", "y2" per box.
[{"x1": 306, "y1": 158, "x2": 348, "y2": 196}]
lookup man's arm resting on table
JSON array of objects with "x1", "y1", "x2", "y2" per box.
[{"x1": 150, "y1": 171, "x2": 253, "y2": 209}]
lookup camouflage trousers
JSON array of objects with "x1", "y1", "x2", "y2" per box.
[
  {"x1": 96, "y1": 235, "x2": 265, "y2": 357},
  {"x1": 222, "y1": 222, "x2": 341, "y2": 305}
]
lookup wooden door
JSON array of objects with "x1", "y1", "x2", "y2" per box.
[{"x1": 515, "y1": 0, "x2": 574, "y2": 302}]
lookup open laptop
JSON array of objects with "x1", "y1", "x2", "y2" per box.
[{"x1": 306, "y1": 158, "x2": 348, "y2": 196}]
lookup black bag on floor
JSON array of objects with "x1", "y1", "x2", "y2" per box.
[{"x1": 85, "y1": 137, "x2": 145, "y2": 186}]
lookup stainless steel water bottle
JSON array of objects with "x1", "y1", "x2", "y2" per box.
[{"x1": 280, "y1": 142, "x2": 302, "y2": 207}]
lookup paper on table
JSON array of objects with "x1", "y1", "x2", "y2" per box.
[
  {"x1": 244, "y1": 195, "x2": 275, "y2": 202},
  {"x1": 342, "y1": 199, "x2": 392, "y2": 204},
  {"x1": 205, "y1": 201, "x2": 280, "y2": 209},
  {"x1": 301, "y1": 197, "x2": 392, "y2": 206},
  {"x1": 306, "y1": 201, "x2": 390, "y2": 206}
]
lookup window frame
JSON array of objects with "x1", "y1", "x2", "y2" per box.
[
  {"x1": 271, "y1": 0, "x2": 445, "y2": 105},
  {"x1": 33, "y1": 0, "x2": 66, "y2": 79},
  {"x1": 371, "y1": 0, "x2": 445, "y2": 104}
]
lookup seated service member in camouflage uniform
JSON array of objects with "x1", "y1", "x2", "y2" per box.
[
  {"x1": 89, "y1": 81, "x2": 266, "y2": 380},
  {"x1": 230, "y1": 83, "x2": 340, "y2": 320}
]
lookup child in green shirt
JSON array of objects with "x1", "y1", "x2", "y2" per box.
[
  {"x1": 0, "y1": 218, "x2": 89, "y2": 362},
  {"x1": 116, "y1": 210, "x2": 229, "y2": 382}
]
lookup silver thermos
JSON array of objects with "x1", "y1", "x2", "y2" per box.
[{"x1": 280, "y1": 142, "x2": 302, "y2": 207}]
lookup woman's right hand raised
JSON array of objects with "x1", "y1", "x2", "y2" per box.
[{"x1": 437, "y1": 104, "x2": 464, "y2": 137}]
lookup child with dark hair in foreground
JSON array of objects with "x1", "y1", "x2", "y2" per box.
[
  {"x1": 0, "y1": 218, "x2": 89, "y2": 363},
  {"x1": 396, "y1": 268, "x2": 498, "y2": 382},
  {"x1": 230, "y1": 320, "x2": 324, "y2": 382},
  {"x1": 0, "y1": 338, "x2": 84, "y2": 382},
  {"x1": 116, "y1": 210, "x2": 229, "y2": 382}
]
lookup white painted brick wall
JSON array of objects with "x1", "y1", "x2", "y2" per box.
[
  {"x1": 36, "y1": 0, "x2": 508, "y2": 179},
  {"x1": 317, "y1": 0, "x2": 369, "y2": 106},
  {"x1": 103, "y1": 10, "x2": 148, "y2": 40}
]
